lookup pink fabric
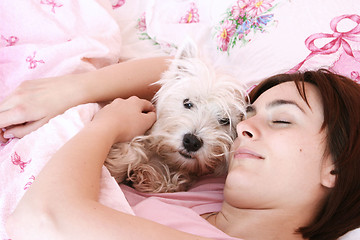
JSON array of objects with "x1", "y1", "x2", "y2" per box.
[
  {"x1": 121, "y1": 176, "x2": 241, "y2": 240},
  {"x1": 0, "y1": 103, "x2": 135, "y2": 238},
  {"x1": 0, "y1": 0, "x2": 126, "y2": 238},
  {"x1": 289, "y1": 14, "x2": 360, "y2": 77},
  {"x1": 0, "y1": 0, "x2": 122, "y2": 101},
  {"x1": 1, "y1": 1, "x2": 360, "y2": 239}
]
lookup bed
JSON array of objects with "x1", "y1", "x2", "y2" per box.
[{"x1": 1, "y1": 0, "x2": 359, "y2": 239}]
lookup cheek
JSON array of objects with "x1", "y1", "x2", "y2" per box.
[
  {"x1": 277, "y1": 138, "x2": 324, "y2": 185},
  {"x1": 297, "y1": 133, "x2": 326, "y2": 163},
  {"x1": 267, "y1": 134, "x2": 321, "y2": 180}
]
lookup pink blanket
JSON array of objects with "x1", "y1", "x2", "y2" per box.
[
  {"x1": 0, "y1": 0, "x2": 123, "y2": 101},
  {"x1": 0, "y1": 103, "x2": 135, "y2": 238},
  {"x1": 0, "y1": 0, "x2": 129, "y2": 238},
  {"x1": 1, "y1": 0, "x2": 360, "y2": 239}
]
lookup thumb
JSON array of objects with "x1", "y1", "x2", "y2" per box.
[{"x1": 143, "y1": 111, "x2": 157, "y2": 129}]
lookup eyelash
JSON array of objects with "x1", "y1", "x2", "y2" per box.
[{"x1": 272, "y1": 120, "x2": 291, "y2": 124}]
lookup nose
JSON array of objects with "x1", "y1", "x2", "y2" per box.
[
  {"x1": 236, "y1": 118, "x2": 260, "y2": 139},
  {"x1": 183, "y1": 133, "x2": 203, "y2": 152}
]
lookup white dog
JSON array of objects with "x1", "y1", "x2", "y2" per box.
[{"x1": 105, "y1": 41, "x2": 247, "y2": 193}]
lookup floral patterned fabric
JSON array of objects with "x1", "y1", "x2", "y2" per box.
[
  {"x1": 1, "y1": 0, "x2": 360, "y2": 239},
  {"x1": 215, "y1": 0, "x2": 277, "y2": 52},
  {"x1": 122, "y1": 0, "x2": 360, "y2": 89}
]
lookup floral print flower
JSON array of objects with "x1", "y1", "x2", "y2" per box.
[
  {"x1": 136, "y1": 12, "x2": 178, "y2": 55},
  {"x1": 231, "y1": 0, "x2": 252, "y2": 19},
  {"x1": 112, "y1": 0, "x2": 125, "y2": 9},
  {"x1": 351, "y1": 71, "x2": 360, "y2": 83},
  {"x1": 179, "y1": 2, "x2": 200, "y2": 24},
  {"x1": 137, "y1": 12, "x2": 146, "y2": 32},
  {"x1": 217, "y1": 20, "x2": 237, "y2": 51},
  {"x1": 215, "y1": 0, "x2": 277, "y2": 53},
  {"x1": 248, "y1": 0, "x2": 274, "y2": 17}
]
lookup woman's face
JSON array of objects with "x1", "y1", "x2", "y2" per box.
[{"x1": 225, "y1": 82, "x2": 334, "y2": 211}]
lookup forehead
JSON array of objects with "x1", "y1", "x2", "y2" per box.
[{"x1": 252, "y1": 82, "x2": 323, "y2": 114}]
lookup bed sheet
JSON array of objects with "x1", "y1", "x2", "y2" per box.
[{"x1": 1, "y1": 0, "x2": 360, "y2": 239}]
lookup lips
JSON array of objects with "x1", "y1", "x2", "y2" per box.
[
  {"x1": 234, "y1": 148, "x2": 265, "y2": 160},
  {"x1": 179, "y1": 150, "x2": 195, "y2": 159}
]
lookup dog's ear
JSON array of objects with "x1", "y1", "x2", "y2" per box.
[
  {"x1": 171, "y1": 38, "x2": 199, "y2": 75},
  {"x1": 175, "y1": 38, "x2": 198, "y2": 60}
]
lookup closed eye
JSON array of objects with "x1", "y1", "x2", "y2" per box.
[{"x1": 272, "y1": 120, "x2": 291, "y2": 124}]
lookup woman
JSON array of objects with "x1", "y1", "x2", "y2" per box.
[{"x1": 3, "y1": 57, "x2": 360, "y2": 239}]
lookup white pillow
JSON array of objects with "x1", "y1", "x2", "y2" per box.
[{"x1": 133, "y1": 0, "x2": 360, "y2": 89}]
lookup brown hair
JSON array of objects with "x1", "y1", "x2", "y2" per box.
[{"x1": 249, "y1": 69, "x2": 360, "y2": 240}]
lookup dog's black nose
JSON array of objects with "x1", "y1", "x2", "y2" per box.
[{"x1": 183, "y1": 133, "x2": 203, "y2": 152}]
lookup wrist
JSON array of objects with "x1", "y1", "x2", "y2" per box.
[
  {"x1": 84, "y1": 123, "x2": 119, "y2": 146},
  {"x1": 54, "y1": 74, "x2": 89, "y2": 111},
  {"x1": 68, "y1": 73, "x2": 93, "y2": 105}
]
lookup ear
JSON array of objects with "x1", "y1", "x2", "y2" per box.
[
  {"x1": 168, "y1": 38, "x2": 199, "y2": 76},
  {"x1": 320, "y1": 157, "x2": 336, "y2": 188},
  {"x1": 175, "y1": 37, "x2": 198, "y2": 60}
]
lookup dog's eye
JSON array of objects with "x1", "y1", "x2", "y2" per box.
[
  {"x1": 219, "y1": 118, "x2": 230, "y2": 125},
  {"x1": 183, "y1": 98, "x2": 194, "y2": 109}
]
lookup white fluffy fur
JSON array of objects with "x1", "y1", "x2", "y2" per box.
[{"x1": 105, "y1": 40, "x2": 247, "y2": 192}]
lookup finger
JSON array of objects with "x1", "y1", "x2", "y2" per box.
[
  {"x1": 0, "y1": 129, "x2": 7, "y2": 143},
  {"x1": 143, "y1": 111, "x2": 157, "y2": 127},
  {"x1": 4, "y1": 118, "x2": 48, "y2": 139},
  {"x1": 139, "y1": 99, "x2": 156, "y2": 113},
  {"x1": 0, "y1": 108, "x2": 28, "y2": 129}
]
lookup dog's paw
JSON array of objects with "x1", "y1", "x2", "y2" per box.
[{"x1": 128, "y1": 163, "x2": 191, "y2": 193}]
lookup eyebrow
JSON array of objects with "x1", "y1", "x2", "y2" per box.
[
  {"x1": 246, "y1": 99, "x2": 306, "y2": 114},
  {"x1": 266, "y1": 99, "x2": 306, "y2": 113}
]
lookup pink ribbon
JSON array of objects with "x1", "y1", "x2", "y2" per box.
[
  {"x1": 289, "y1": 14, "x2": 360, "y2": 73},
  {"x1": 24, "y1": 175, "x2": 36, "y2": 190},
  {"x1": 1, "y1": 35, "x2": 19, "y2": 46},
  {"x1": 26, "y1": 51, "x2": 45, "y2": 69},
  {"x1": 11, "y1": 152, "x2": 32, "y2": 173},
  {"x1": 40, "y1": 0, "x2": 63, "y2": 13}
]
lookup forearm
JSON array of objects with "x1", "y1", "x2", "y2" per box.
[
  {"x1": 0, "y1": 56, "x2": 170, "y2": 140},
  {"x1": 6, "y1": 123, "x2": 209, "y2": 240},
  {"x1": 7, "y1": 124, "x2": 118, "y2": 239},
  {"x1": 6, "y1": 125, "x2": 112, "y2": 238},
  {"x1": 78, "y1": 56, "x2": 171, "y2": 104},
  {"x1": 27, "y1": 125, "x2": 113, "y2": 200}
]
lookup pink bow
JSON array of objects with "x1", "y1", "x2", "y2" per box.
[
  {"x1": 40, "y1": 0, "x2": 63, "y2": 13},
  {"x1": 290, "y1": 14, "x2": 360, "y2": 73},
  {"x1": 26, "y1": 51, "x2": 45, "y2": 69},
  {"x1": 11, "y1": 152, "x2": 32, "y2": 173},
  {"x1": 1, "y1": 35, "x2": 19, "y2": 46}
]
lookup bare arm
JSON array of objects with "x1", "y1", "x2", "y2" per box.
[
  {"x1": 80, "y1": 56, "x2": 170, "y2": 102},
  {"x1": 0, "y1": 56, "x2": 171, "y2": 140},
  {"x1": 6, "y1": 97, "x2": 209, "y2": 240}
]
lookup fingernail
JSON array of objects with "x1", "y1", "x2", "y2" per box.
[{"x1": 3, "y1": 133, "x2": 14, "y2": 139}]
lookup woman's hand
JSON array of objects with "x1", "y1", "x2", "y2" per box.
[
  {"x1": 90, "y1": 96, "x2": 156, "y2": 144},
  {"x1": 0, "y1": 75, "x2": 84, "y2": 141}
]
